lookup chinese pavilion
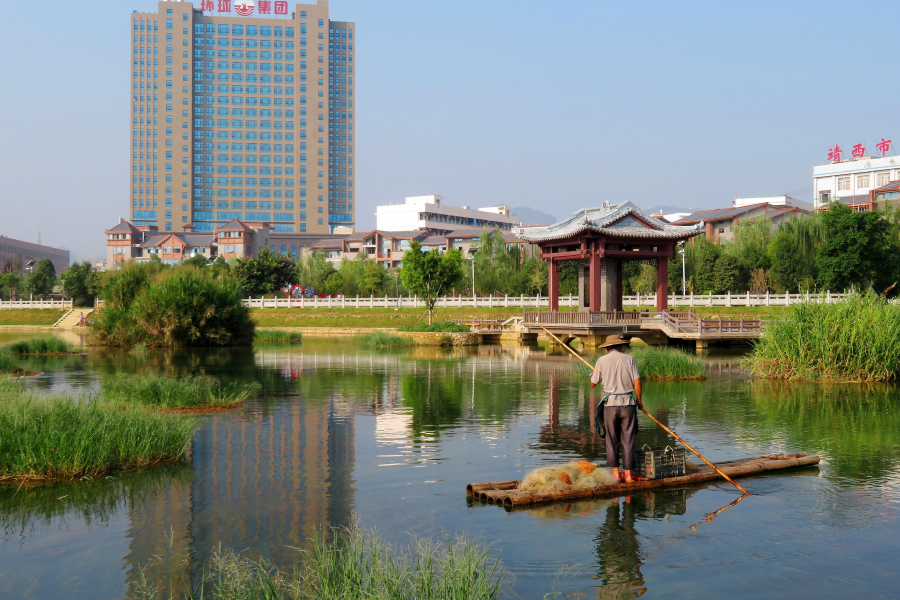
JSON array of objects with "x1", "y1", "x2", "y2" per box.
[{"x1": 516, "y1": 201, "x2": 704, "y2": 312}]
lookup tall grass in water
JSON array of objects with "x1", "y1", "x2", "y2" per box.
[
  {"x1": 0, "y1": 379, "x2": 196, "y2": 482},
  {"x1": 747, "y1": 293, "x2": 900, "y2": 382},
  {"x1": 133, "y1": 518, "x2": 505, "y2": 600},
  {"x1": 0, "y1": 353, "x2": 22, "y2": 373},
  {"x1": 3, "y1": 338, "x2": 75, "y2": 355},
  {"x1": 102, "y1": 372, "x2": 259, "y2": 409},
  {"x1": 358, "y1": 331, "x2": 415, "y2": 348},
  {"x1": 254, "y1": 330, "x2": 303, "y2": 344},
  {"x1": 576, "y1": 346, "x2": 706, "y2": 381}
]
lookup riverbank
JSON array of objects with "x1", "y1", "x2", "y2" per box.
[
  {"x1": 0, "y1": 309, "x2": 66, "y2": 326},
  {"x1": 251, "y1": 305, "x2": 785, "y2": 329}
]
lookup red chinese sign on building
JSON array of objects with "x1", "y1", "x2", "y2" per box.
[
  {"x1": 877, "y1": 138, "x2": 892, "y2": 156},
  {"x1": 828, "y1": 145, "x2": 842, "y2": 162},
  {"x1": 202, "y1": 0, "x2": 289, "y2": 16},
  {"x1": 852, "y1": 143, "x2": 865, "y2": 158}
]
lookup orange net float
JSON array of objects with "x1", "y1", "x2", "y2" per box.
[
  {"x1": 577, "y1": 461, "x2": 597, "y2": 473},
  {"x1": 559, "y1": 472, "x2": 572, "y2": 485}
]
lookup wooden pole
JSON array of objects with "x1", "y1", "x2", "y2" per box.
[{"x1": 538, "y1": 324, "x2": 749, "y2": 495}]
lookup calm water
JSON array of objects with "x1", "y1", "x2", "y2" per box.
[{"x1": 1, "y1": 335, "x2": 899, "y2": 599}]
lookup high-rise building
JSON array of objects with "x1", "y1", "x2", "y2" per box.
[{"x1": 130, "y1": 0, "x2": 356, "y2": 236}]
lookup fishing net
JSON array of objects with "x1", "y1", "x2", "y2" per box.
[{"x1": 517, "y1": 460, "x2": 618, "y2": 493}]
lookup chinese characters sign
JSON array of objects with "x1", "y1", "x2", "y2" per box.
[
  {"x1": 202, "y1": 0, "x2": 289, "y2": 16},
  {"x1": 829, "y1": 139, "x2": 893, "y2": 162}
]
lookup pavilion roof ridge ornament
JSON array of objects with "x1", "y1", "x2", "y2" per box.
[{"x1": 515, "y1": 201, "x2": 703, "y2": 242}]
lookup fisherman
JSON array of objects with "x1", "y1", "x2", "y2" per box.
[{"x1": 590, "y1": 334, "x2": 643, "y2": 484}]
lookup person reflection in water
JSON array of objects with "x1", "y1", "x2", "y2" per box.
[{"x1": 594, "y1": 496, "x2": 647, "y2": 599}]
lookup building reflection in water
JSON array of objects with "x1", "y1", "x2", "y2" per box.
[{"x1": 124, "y1": 348, "x2": 357, "y2": 594}]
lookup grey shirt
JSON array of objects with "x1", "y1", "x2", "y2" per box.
[{"x1": 591, "y1": 350, "x2": 640, "y2": 406}]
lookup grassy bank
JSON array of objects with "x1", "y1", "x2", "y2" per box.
[
  {"x1": 4, "y1": 337, "x2": 75, "y2": 355},
  {"x1": 134, "y1": 518, "x2": 504, "y2": 600},
  {"x1": 577, "y1": 346, "x2": 706, "y2": 381},
  {"x1": 254, "y1": 329, "x2": 303, "y2": 343},
  {"x1": 0, "y1": 309, "x2": 65, "y2": 326},
  {"x1": 252, "y1": 305, "x2": 784, "y2": 329},
  {"x1": 746, "y1": 294, "x2": 900, "y2": 382},
  {"x1": 398, "y1": 321, "x2": 469, "y2": 333},
  {"x1": 0, "y1": 379, "x2": 196, "y2": 482},
  {"x1": 102, "y1": 372, "x2": 259, "y2": 410}
]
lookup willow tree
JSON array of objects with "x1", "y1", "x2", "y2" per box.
[{"x1": 400, "y1": 241, "x2": 465, "y2": 324}]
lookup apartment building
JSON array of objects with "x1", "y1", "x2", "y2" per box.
[
  {"x1": 129, "y1": 0, "x2": 356, "y2": 238},
  {"x1": 814, "y1": 155, "x2": 900, "y2": 210},
  {"x1": 375, "y1": 195, "x2": 520, "y2": 233}
]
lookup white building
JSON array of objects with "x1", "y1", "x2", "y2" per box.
[
  {"x1": 734, "y1": 195, "x2": 812, "y2": 211},
  {"x1": 375, "y1": 194, "x2": 520, "y2": 233},
  {"x1": 813, "y1": 155, "x2": 900, "y2": 210}
]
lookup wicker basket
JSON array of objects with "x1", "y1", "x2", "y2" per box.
[{"x1": 634, "y1": 445, "x2": 686, "y2": 479}]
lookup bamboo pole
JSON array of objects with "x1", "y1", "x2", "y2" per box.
[{"x1": 538, "y1": 324, "x2": 750, "y2": 495}]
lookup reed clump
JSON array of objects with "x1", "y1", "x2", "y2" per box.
[
  {"x1": 254, "y1": 330, "x2": 303, "y2": 343},
  {"x1": 0, "y1": 379, "x2": 196, "y2": 482},
  {"x1": 0, "y1": 353, "x2": 22, "y2": 373},
  {"x1": 358, "y1": 331, "x2": 415, "y2": 348},
  {"x1": 746, "y1": 293, "x2": 900, "y2": 382},
  {"x1": 3, "y1": 338, "x2": 75, "y2": 355},
  {"x1": 101, "y1": 372, "x2": 259, "y2": 410},
  {"x1": 133, "y1": 517, "x2": 505, "y2": 600},
  {"x1": 576, "y1": 346, "x2": 706, "y2": 381},
  {"x1": 91, "y1": 262, "x2": 254, "y2": 348}
]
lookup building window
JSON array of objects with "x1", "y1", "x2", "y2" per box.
[
  {"x1": 877, "y1": 172, "x2": 892, "y2": 187},
  {"x1": 837, "y1": 177, "x2": 851, "y2": 191},
  {"x1": 857, "y1": 174, "x2": 870, "y2": 188}
]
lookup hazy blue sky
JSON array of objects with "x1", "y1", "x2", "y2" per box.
[{"x1": 2, "y1": 0, "x2": 899, "y2": 260}]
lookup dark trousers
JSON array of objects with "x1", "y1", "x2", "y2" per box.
[{"x1": 604, "y1": 405, "x2": 637, "y2": 471}]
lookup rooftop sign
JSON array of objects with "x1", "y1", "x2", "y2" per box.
[
  {"x1": 828, "y1": 138, "x2": 892, "y2": 163},
  {"x1": 200, "y1": 0, "x2": 289, "y2": 15}
]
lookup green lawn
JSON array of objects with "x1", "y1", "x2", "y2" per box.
[
  {"x1": 0, "y1": 309, "x2": 65, "y2": 326},
  {"x1": 252, "y1": 305, "x2": 784, "y2": 328}
]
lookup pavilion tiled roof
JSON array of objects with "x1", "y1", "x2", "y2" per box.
[{"x1": 515, "y1": 201, "x2": 703, "y2": 242}]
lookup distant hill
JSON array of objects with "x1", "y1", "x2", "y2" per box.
[{"x1": 513, "y1": 206, "x2": 558, "y2": 226}]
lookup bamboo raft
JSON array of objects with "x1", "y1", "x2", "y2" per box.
[{"x1": 467, "y1": 452, "x2": 820, "y2": 507}]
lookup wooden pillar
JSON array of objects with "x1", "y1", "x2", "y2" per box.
[
  {"x1": 590, "y1": 251, "x2": 602, "y2": 312},
  {"x1": 656, "y1": 258, "x2": 668, "y2": 312},
  {"x1": 615, "y1": 259, "x2": 624, "y2": 311},
  {"x1": 577, "y1": 261, "x2": 588, "y2": 311},
  {"x1": 549, "y1": 259, "x2": 559, "y2": 311}
]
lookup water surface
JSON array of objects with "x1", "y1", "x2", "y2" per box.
[{"x1": 1, "y1": 337, "x2": 898, "y2": 599}]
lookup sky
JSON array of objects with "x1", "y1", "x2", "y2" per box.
[{"x1": 2, "y1": 0, "x2": 899, "y2": 261}]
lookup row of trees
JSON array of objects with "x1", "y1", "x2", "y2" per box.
[{"x1": 0, "y1": 259, "x2": 96, "y2": 303}]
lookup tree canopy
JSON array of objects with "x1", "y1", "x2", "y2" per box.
[
  {"x1": 399, "y1": 242, "x2": 465, "y2": 324},
  {"x1": 26, "y1": 259, "x2": 56, "y2": 297}
]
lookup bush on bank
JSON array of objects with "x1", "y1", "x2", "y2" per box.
[
  {"x1": 398, "y1": 321, "x2": 469, "y2": 333},
  {"x1": 91, "y1": 262, "x2": 254, "y2": 348},
  {"x1": 0, "y1": 379, "x2": 196, "y2": 482},
  {"x1": 746, "y1": 293, "x2": 900, "y2": 382}
]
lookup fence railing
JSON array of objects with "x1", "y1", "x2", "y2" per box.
[
  {"x1": 242, "y1": 291, "x2": 853, "y2": 310},
  {"x1": 0, "y1": 299, "x2": 73, "y2": 309}
]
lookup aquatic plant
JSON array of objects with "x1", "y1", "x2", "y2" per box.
[
  {"x1": 101, "y1": 372, "x2": 259, "y2": 410},
  {"x1": 398, "y1": 321, "x2": 469, "y2": 333},
  {"x1": 576, "y1": 346, "x2": 706, "y2": 381},
  {"x1": 0, "y1": 353, "x2": 22, "y2": 373},
  {"x1": 132, "y1": 517, "x2": 505, "y2": 600},
  {"x1": 3, "y1": 337, "x2": 75, "y2": 355},
  {"x1": 358, "y1": 331, "x2": 415, "y2": 348},
  {"x1": 91, "y1": 262, "x2": 255, "y2": 348},
  {"x1": 746, "y1": 293, "x2": 900, "y2": 382},
  {"x1": 253, "y1": 330, "x2": 303, "y2": 344},
  {"x1": 0, "y1": 379, "x2": 196, "y2": 482}
]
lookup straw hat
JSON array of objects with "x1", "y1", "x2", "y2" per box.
[{"x1": 599, "y1": 334, "x2": 630, "y2": 349}]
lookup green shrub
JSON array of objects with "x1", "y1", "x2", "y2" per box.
[
  {"x1": 101, "y1": 372, "x2": 259, "y2": 409},
  {"x1": 133, "y1": 517, "x2": 505, "y2": 600},
  {"x1": 746, "y1": 293, "x2": 900, "y2": 382},
  {"x1": 576, "y1": 346, "x2": 706, "y2": 381},
  {"x1": 0, "y1": 379, "x2": 196, "y2": 482},
  {"x1": 254, "y1": 330, "x2": 303, "y2": 343},
  {"x1": 358, "y1": 331, "x2": 415, "y2": 348},
  {"x1": 398, "y1": 321, "x2": 469, "y2": 333},
  {"x1": 91, "y1": 263, "x2": 254, "y2": 348},
  {"x1": 3, "y1": 337, "x2": 75, "y2": 355}
]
